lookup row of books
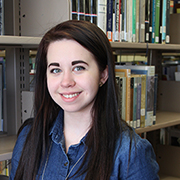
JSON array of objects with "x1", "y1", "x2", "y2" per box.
[
  {"x1": 0, "y1": 160, "x2": 10, "y2": 176},
  {"x1": 115, "y1": 65, "x2": 158, "y2": 129},
  {"x1": 71, "y1": 0, "x2": 173, "y2": 43}
]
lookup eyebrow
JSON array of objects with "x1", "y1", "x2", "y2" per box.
[
  {"x1": 72, "y1": 60, "x2": 88, "y2": 66},
  {"x1": 48, "y1": 62, "x2": 60, "y2": 67}
]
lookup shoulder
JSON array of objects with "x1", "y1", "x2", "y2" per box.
[{"x1": 113, "y1": 129, "x2": 159, "y2": 180}]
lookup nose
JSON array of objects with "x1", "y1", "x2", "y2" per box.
[{"x1": 60, "y1": 70, "x2": 76, "y2": 88}]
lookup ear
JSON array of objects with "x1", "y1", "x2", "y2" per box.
[{"x1": 100, "y1": 66, "x2": 108, "y2": 85}]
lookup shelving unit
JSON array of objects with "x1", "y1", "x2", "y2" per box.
[
  {"x1": 0, "y1": 135, "x2": 16, "y2": 161},
  {"x1": 1, "y1": 1, "x2": 178, "y2": 179}
]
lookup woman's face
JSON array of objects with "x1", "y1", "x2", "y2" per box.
[{"x1": 46, "y1": 39, "x2": 108, "y2": 115}]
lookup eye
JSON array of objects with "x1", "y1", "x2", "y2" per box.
[
  {"x1": 74, "y1": 66, "x2": 85, "y2": 72},
  {"x1": 50, "y1": 68, "x2": 62, "y2": 74}
]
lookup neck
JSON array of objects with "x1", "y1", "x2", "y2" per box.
[{"x1": 63, "y1": 111, "x2": 92, "y2": 153}]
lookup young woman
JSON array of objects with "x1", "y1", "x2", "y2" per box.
[{"x1": 10, "y1": 20, "x2": 159, "y2": 180}]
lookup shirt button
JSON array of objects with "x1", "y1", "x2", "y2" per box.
[{"x1": 64, "y1": 162, "x2": 68, "y2": 166}]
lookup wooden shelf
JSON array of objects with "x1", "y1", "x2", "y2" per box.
[
  {"x1": 159, "y1": 174, "x2": 180, "y2": 180},
  {"x1": 0, "y1": 35, "x2": 41, "y2": 48},
  {"x1": 0, "y1": 135, "x2": 17, "y2": 161},
  {"x1": 111, "y1": 42, "x2": 180, "y2": 52},
  {"x1": 0, "y1": 36, "x2": 179, "y2": 51},
  {"x1": 135, "y1": 111, "x2": 180, "y2": 134}
]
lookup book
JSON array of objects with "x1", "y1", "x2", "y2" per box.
[
  {"x1": 153, "y1": 74, "x2": 158, "y2": 125},
  {"x1": 0, "y1": 0, "x2": 4, "y2": 35},
  {"x1": 145, "y1": 0, "x2": 150, "y2": 42},
  {"x1": 166, "y1": 0, "x2": 170, "y2": 44},
  {"x1": 78, "y1": 0, "x2": 85, "y2": 20},
  {"x1": 114, "y1": 0, "x2": 120, "y2": 41},
  {"x1": 139, "y1": 0, "x2": 145, "y2": 42},
  {"x1": 97, "y1": 0, "x2": 107, "y2": 33},
  {"x1": 159, "y1": 0, "x2": 163, "y2": 44},
  {"x1": 115, "y1": 68, "x2": 131, "y2": 125},
  {"x1": 91, "y1": 0, "x2": 97, "y2": 24},
  {"x1": 140, "y1": 74, "x2": 146, "y2": 128},
  {"x1": 151, "y1": 0, "x2": 156, "y2": 43},
  {"x1": 119, "y1": 0, "x2": 122, "y2": 42},
  {"x1": 149, "y1": 0, "x2": 153, "y2": 43},
  {"x1": 0, "y1": 64, "x2": 2, "y2": 131},
  {"x1": 155, "y1": 0, "x2": 161, "y2": 43},
  {"x1": 132, "y1": 0, "x2": 136, "y2": 42},
  {"x1": 115, "y1": 65, "x2": 155, "y2": 127},
  {"x1": 136, "y1": 0, "x2": 140, "y2": 42},
  {"x1": 71, "y1": 0, "x2": 78, "y2": 20},
  {"x1": 130, "y1": 75, "x2": 135, "y2": 127},
  {"x1": 107, "y1": 0, "x2": 113, "y2": 41},
  {"x1": 85, "y1": 0, "x2": 91, "y2": 22},
  {"x1": 115, "y1": 76, "x2": 126, "y2": 121},
  {"x1": 136, "y1": 75, "x2": 141, "y2": 128},
  {"x1": 127, "y1": 0, "x2": 132, "y2": 42},
  {"x1": 161, "y1": 0, "x2": 167, "y2": 44},
  {"x1": 121, "y1": 0, "x2": 127, "y2": 41},
  {"x1": 130, "y1": 75, "x2": 139, "y2": 128}
]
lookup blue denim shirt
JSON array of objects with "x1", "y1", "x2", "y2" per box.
[{"x1": 10, "y1": 110, "x2": 159, "y2": 180}]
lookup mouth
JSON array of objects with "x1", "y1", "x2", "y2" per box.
[{"x1": 62, "y1": 92, "x2": 81, "y2": 99}]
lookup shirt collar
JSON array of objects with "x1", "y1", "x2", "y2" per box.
[{"x1": 49, "y1": 109, "x2": 64, "y2": 144}]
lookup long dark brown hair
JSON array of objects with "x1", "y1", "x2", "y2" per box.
[{"x1": 14, "y1": 20, "x2": 131, "y2": 180}]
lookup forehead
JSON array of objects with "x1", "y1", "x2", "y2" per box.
[{"x1": 47, "y1": 39, "x2": 91, "y2": 57}]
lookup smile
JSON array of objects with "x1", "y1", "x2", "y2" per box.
[{"x1": 62, "y1": 92, "x2": 80, "y2": 99}]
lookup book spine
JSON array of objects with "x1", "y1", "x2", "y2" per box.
[
  {"x1": 145, "y1": 0, "x2": 150, "y2": 42},
  {"x1": 85, "y1": 0, "x2": 91, "y2": 22},
  {"x1": 133, "y1": 76, "x2": 137, "y2": 128},
  {"x1": 139, "y1": 0, "x2": 145, "y2": 42},
  {"x1": 136, "y1": 0, "x2": 140, "y2": 42},
  {"x1": 136, "y1": 76, "x2": 141, "y2": 128},
  {"x1": 140, "y1": 75, "x2": 146, "y2": 128},
  {"x1": 151, "y1": 0, "x2": 156, "y2": 43},
  {"x1": 149, "y1": 0, "x2": 153, "y2": 43},
  {"x1": 130, "y1": 76, "x2": 134, "y2": 127},
  {"x1": 132, "y1": 0, "x2": 136, "y2": 42},
  {"x1": 121, "y1": 0, "x2": 124, "y2": 41},
  {"x1": 122, "y1": 76, "x2": 126, "y2": 122},
  {"x1": 166, "y1": 0, "x2": 170, "y2": 43},
  {"x1": 162, "y1": 0, "x2": 167, "y2": 44},
  {"x1": 153, "y1": 74, "x2": 158, "y2": 125},
  {"x1": 71, "y1": 0, "x2": 78, "y2": 20},
  {"x1": 121, "y1": 0, "x2": 127, "y2": 41},
  {"x1": 107, "y1": 0, "x2": 113, "y2": 41},
  {"x1": 170, "y1": 0, "x2": 174, "y2": 14},
  {"x1": 146, "y1": 75, "x2": 155, "y2": 126},
  {"x1": 78, "y1": 0, "x2": 85, "y2": 20},
  {"x1": 127, "y1": 0, "x2": 132, "y2": 42},
  {"x1": 97, "y1": 0, "x2": 107, "y2": 33},
  {"x1": 0, "y1": 64, "x2": 2, "y2": 131},
  {"x1": 0, "y1": 0, "x2": 4, "y2": 35},
  {"x1": 119, "y1": 0, "x2": 122, "y2": 42},
  {"x1": 114, "y1": 0, "x2": 120, "y2": 41},
  {"x1": 155, "y1": 0, "x2": 161, "y2": 43},
  {"x1": 91, "y1": 0, "x2": 97, "y2": 24},
  {"x1": 159, "y1": 0, "x2": 163, "y2": 44}
]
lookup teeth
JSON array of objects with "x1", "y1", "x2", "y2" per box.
[{"x1": 63, "y1": 93, "x2": 79, "y2": 98}]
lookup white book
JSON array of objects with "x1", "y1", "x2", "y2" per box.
[{"x1": 97, "y1": 0, "x2": 107, "y2": 34}]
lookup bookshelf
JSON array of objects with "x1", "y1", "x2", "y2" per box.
[
  {"x1": 0, "y1": 135, "x2": 16, "y2": 161},
  {"x1": 1, "y1": 1, "x2": 180, "y2": 179}
]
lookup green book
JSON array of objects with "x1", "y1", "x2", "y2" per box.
[{"x1": 155, "y1": 0, "x2": 161, "y2": 43}]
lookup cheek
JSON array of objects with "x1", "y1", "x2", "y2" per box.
[{"x1": 47, "y1": 78, "x2": 58, "y2": 94}]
